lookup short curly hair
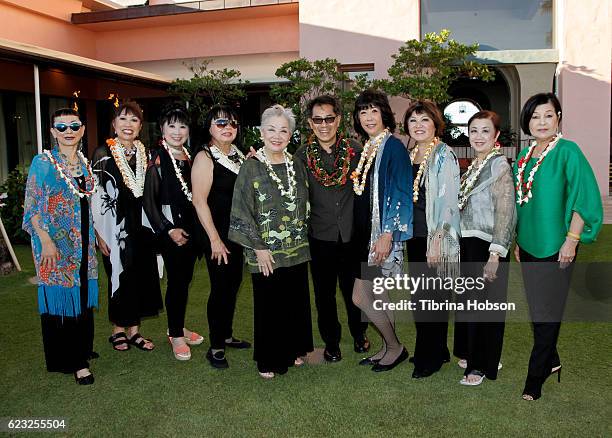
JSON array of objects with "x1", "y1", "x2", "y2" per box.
[
  {"x1": 261, "y1": 104, "x2": 296, "y2": 133},
  {"x1": 403, "y1": 100, "x2": 445, "y2": 138}
]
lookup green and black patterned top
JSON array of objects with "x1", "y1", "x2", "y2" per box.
[{"x1": 228, "y1": 156, "x2": 311, "y2": 273}]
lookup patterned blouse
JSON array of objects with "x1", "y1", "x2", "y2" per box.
[
  {"x1": 22, "y1": 149, "x2": 98, "y2": 317},
  {"x1": 228, "y1": 156, "x2": 310, "y2": 273}
]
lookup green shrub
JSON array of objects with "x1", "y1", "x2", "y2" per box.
[{"x1": 0, "y1": 168, "x2": 29, "y2": 244}]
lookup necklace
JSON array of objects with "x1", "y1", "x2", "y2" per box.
[
  {"x1": 44, "y1": 149, "x2": 96, "y2": 198},
  {"x1": 410, "y1": 137, "x2": 437, "y2": 203},
  {"x1": 306, "y1": 135, "x2": 354, "y2": 187},
  {"x1": 106, "y1": 137, "x2": 147, "y2": 198},
  {"x1": 209, "y1": 144, "x2": 245, "y2": 175},
  {"x1": 351, "y1": 129, "x2": 389, "y2": 196},
  {"x1": 256, "y1": 148, "x2": 296, "y2": 200},
  {"x1": 162, "y1": 140, "x2": 192, "y2": 202},
  {"x1": 458, "y1": 146, "x2": 502, "y2": 210},
  {"x1": 515, "y1": 134, "x2": 561, "y2": 205}
]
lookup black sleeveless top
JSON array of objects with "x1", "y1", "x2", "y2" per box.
[{"x1": 208, "y1": 153, "x2": 239, "y2": 242}]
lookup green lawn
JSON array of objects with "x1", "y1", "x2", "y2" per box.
[{"x1": 1, "y1": 228, "x2": 611, "y2": 437}]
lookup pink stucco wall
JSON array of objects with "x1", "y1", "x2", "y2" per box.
[
  {"x1": 0, "y1": 1, "x2": 97, "y2": 58},
  {"x1": 94, "y1": 15, "x2": 299, "y2": 63},
  {"x1": 299, "y1": 0, "x2": 419, "y2": 79},
  {"x1": 558, "y1": 0, "x2": 611, "y2": 195}
]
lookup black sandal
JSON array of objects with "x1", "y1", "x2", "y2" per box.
[
  {"x1": 127, "y1": 332, "x2": 155, "y2": 351},
  {"x1": 108, "y1": 332, "x2": 130, "y2": 351}
]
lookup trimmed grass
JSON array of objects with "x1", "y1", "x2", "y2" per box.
[{"x1": 1, "y1": 228, "x2": 611, "y2": 437}]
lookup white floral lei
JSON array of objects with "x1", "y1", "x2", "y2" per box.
[
  {"x1": 43, "y1": 149, "x2": 96, "y2": 198},
  {"x1": 108, "y1": 137, "x2": 147, "y2": 198},
  {"x1": 210, "y1": 144, "x2": 245, "y2": 175},
  {"x1": 515, "y1": 134, "x2": 561, "y2": 205},
  {"x1": 351, "y1": 129, "x2": 389, "y2": 196},
  {"x1": 162, "y1": 140, "x2": 192, "y2": 202},
  {"x1": 410, "y1": 137, "x2": 437, "y2": 203},
  {"x1": 256, "y1": 148, "x2": 296, "y2": 201},
  {"x1": 458, "y1": 146, "x2": 502, "y2": 210}
]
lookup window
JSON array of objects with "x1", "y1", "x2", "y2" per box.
[
  {"x1": 421, "y1": 0, "x2": 553, "y2": 50},
  {"x1": 444, "y1": 99, "x2": 480, "y2": 139}
]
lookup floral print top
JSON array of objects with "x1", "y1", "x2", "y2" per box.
[
  {"x1": 229, "y1": 156, "x2": 311, "y2": 273},
  {"x1": 22, "y1": 150, "x2": 98, "y2": 316}
]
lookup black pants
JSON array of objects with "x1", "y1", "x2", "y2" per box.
[
  {"x1": 456, "y1": 237, "x2": 508, "y2": 379},
  {"x1": 252, "y1": 263, "x2": 313, "y2": 374},
  {"x1": 520, "y1": 248, "x2": 574, "y2": 397},
  {"x1": 407, "y1": 237, "x2": 450, "y2": 372},
  {"x1": 160, "y1": 237, "x2": 197, "y2": 338},
  {"x1": 309, "y1": 236, "x2": 368, "y2": 349},
  {"x1": 204, "y1": 240, "x2": 244, "y2": 349}
]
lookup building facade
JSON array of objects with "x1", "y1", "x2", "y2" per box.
[{"x1": 0, "y1": 0, "x2": 610, "y2": 194}]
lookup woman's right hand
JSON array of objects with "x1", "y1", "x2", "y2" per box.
[
  {"x1": 96, "y1": 232, "x2": 111, "y2": 256},
  {"x1": 514, "y1": 243, "x2": 520, "y2": 262},
  {"x1": 254, "y1": 249, "x2": 275, "y2": 277},
  {"x1": 169, "y1": 228, "x2": 189, "y2": 247},
  {"x1": 40, "y1": 239, "x2": 59, "y2": 270},
  {"x1": 211, "y1": 238, "x2": 230, "y2": 265}
]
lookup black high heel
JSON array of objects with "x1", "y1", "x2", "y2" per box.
[{"x1": 74, "y1": 371, "x2": 94, "y2": 385}]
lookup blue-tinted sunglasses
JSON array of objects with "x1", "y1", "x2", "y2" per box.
[{"x1": 53, "y1": 121, "x2": 83, "y2": 133}]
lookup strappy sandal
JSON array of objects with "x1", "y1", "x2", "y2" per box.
[
  {"x1": 460, "y1": 370, "x2": 485, "y2": 386},
  {"x1": 127, "y1": 332, "x2": 155, "y2": 351},
  {"x1": 108, "y1": 332, "x2": 130, "y2": 351}
]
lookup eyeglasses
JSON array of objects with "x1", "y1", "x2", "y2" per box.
[
  {"x1": 213, "y1": 118, "x2": 239, "y2": 129},
  {"x1": 53, "y1": 121, "x2": 83, "y2": 133},
  {"x1": 311, "y1": 116, "x2": 337, "y2": 125}
]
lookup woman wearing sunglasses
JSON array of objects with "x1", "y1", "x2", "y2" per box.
[
  {"x1": 192, "y1": 105, "x2": 251, "y2": 369},
  {"x1": 229, "y1": 104, "x2": 313, "y2": 379},
  {"x1": 91, "y1": 101, "x2": 163, "y2": 354},
  {"x1": 143, "y1": 104, "x2": 204, "y2": 361},
  {"x1": 23, "y1": 108, "x2": 98, "y2": 385}
]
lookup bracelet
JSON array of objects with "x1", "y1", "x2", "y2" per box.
[
  {"x1": 489, "y1": 251, "x2": 500, "y2": 258},
  {"x1": 566, "y1": 236, "x2": 579, "y2": 243},
  {"x1": 567, "y1": 231, "x2": 580, "y2": 241}
]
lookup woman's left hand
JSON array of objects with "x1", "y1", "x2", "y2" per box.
[
  {"x1": 483, "y1": 254, "x2": 499, "y2": 282},
  {"x1": 558, "y1": 237, "x2": 578, "y2": 269},
  {"x1": 427, "y1": 234, "x2": 442, "y2": 267},
  {"x1": 373, "y1": 233, "x2": 392, "y2": 265}
]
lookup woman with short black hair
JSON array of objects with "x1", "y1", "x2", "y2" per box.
[
  {"x1": 514, "y1": 92, "x2": 602, "y2": 400},
  {"x1": 143, "y1": 103, "x2": 204, "y2": 361},
  {"x1": 350, "y1": 89, "x2": 412, "y2": 372},
  {"x1": 24, "y1": 108, "x2": 98, "y2": 384},
  {"x1": 192, "y1": 104, "x2": 251, "y2": 369}
]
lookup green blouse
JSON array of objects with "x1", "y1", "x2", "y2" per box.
[
  {"x1": 229, "y1": 156, "x2": 311, "y2": 273},
  {"x1": 513, "y1": 138, "x2": 603, "y2": 258}
]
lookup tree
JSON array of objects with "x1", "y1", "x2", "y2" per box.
[
  {"x1": 379, "y1": 29, "x2": 494, "y2": 103},
  {"x1": 168, "y1": 60, "x2": 248, "y2": 146},
  {"x1": 270, "y1": 58, "x2": 371, "y2": 137}
]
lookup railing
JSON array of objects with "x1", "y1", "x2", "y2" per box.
[{"x1": 177, "y1": 0, "x2": 297, "y2": 11}]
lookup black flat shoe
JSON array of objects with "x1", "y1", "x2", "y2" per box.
[
  {"x1": 354, "y1": 336, "x2": 370, "y2": 354},
  {"x1": 358, "y1": 356, "x2": 380, "y2": 366},
  {"x1": 323, "y1": 347, "x2": 342, "y2": 363},
  {"x1": 412, "y1": 368, "x2": 436, "y2": 379},
  {"x1": 74, "y1": 372, "x2": 94, "y2": 385},
  {"x1": 371, "y1": 348, "x2": 408, "y2": 372},
  {"x1": 225, "y1": 337, "x2": 251, "y2": 349},
  {"x1": 206, "y1": 348, "x2": 229, "y2": 369}
]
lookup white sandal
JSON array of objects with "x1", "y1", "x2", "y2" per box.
[
  {"x1": 259, "y1": 372, "x2": 275, "y2": 379},
  {"x1": 460, "y1": 371, "x2": 485, "y2": 386}
]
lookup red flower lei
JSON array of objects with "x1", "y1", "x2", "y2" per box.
[{"x1": 306, "y1": 135, "x2": 355, "y2": 187}]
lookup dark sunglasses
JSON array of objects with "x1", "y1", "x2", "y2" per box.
[
  {"x1": 53, "y1": 121, "x2": 83, "y2": 133},
  {"x1": 311, "y1": 116, "x2": 337, "y2": 125},
  {"x1": 213, "y1": 118, "x2": 239, "y2": 129}
]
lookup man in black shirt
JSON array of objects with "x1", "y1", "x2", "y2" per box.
[{"x1": 294, "y1": 95, "x2": 369, "y2": 362}]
